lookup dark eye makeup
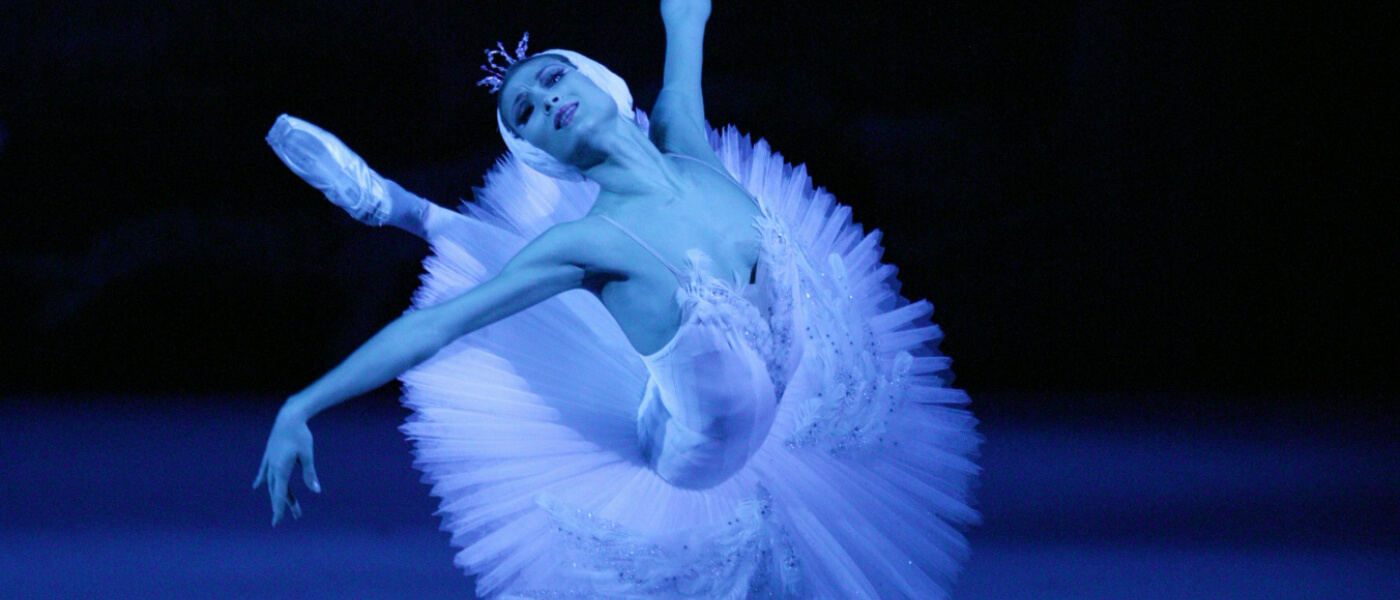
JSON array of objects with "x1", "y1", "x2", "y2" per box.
[
  {"x1": 514, "y1": 65, "x2": 568, "y2": 126},
  {"x1": 544, "y1": 67, "x2": 565, "y2": 86}
]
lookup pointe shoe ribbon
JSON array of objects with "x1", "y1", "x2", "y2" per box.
[{"x1": 266, "y1": 114, "x2": 391, "y2": 226}]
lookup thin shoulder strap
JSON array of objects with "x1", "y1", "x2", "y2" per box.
[
  {"x1": 665, "y1": 152, "x2": 762, "y2": 209},
  {"x1": 597, "y1": 215, "x2": 685, "y2": 278}
]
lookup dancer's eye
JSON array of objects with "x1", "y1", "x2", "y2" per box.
[
  {"x1": 517, "y1": 104, "x2": 533, "y2": 126},
  {"x1": 545, "y1": 67, "x2": 565, "y2": 86}
]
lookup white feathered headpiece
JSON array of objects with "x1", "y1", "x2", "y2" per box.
[{"x1": 479, "y1": 33, "x2": 637, "y2": 181}]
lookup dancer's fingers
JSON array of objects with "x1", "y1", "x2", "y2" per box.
[
  {"x1": 299, "y1": 452, "x2": 321, "y2": 494},
  {"x1": 269, "y1": 470, "x2": 288, "y2": 526},
  {"x1": 252, "y1": 460, "x2": 266, "y2": 489}
]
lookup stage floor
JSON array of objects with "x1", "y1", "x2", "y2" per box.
[{"x1": 3, "y1": 395, "x2": 1396, "y2": 599}]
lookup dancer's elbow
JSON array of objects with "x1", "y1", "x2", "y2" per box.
[{"x1": 391, "y1": 307, "x2": 460, "y2": 364}]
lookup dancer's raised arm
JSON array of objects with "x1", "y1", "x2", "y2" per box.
[
  {"x1": 253, "y1": 220, "x2": 599, "y2": 525},
  {"x1": 652, "y1": 0, "x2": 719, "y2": 166}
]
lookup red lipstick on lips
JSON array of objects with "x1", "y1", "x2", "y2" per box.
[{"x1": 555, "y1": 102, "x2": 578, "y2": 129}]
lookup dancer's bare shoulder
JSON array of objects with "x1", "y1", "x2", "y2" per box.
[
  {"x1": 523, "y1": 217, "x2": 634, "y2": 284},
  {"x1": 517, "y1": 218, "x2": 611, "y2": 270}
]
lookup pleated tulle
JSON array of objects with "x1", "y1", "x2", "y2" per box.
[{"x1": 398, "y1": 118, "x2": 980, "y2": 599}]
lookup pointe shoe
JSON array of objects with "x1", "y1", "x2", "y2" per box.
[{"x1": 266, "y1": 114, "x2": 391, "y2": 226}]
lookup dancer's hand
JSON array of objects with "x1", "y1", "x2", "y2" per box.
[{"x1": 252, "y1": 408, "x2": 321, "y2": 526}]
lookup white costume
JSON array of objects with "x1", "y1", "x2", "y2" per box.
[
  {"x1": 272, "y1": 48, "x2": 980, "y2": 599},
  {"x1": 400, "y1": 114, "x2": 979, "y2": 597}
]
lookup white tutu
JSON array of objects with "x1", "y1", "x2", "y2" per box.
[{"x1": 398, "y1": 119, "x2": 980, "y2": 599}]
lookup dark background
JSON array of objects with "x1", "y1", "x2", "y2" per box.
[
  {"x1": 1, "y1": 2, "x2": 1397, "y2": 598},
  {"x1": 4, "y1": 1, "x2": 1393, "y2": 405}
]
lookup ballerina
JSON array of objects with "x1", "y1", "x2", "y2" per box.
[{"x1": 255, "y1": 1, "x2": 979, "y2": 597}]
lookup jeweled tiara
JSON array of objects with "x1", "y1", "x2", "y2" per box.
[{"x1": 477, "y1": 32, "x2": 531, "y2": 93}]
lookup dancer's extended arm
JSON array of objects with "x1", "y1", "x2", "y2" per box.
[
  {"x1": 253, "y1": 221, "x2": 596, "y2": 525},
  {"x1": 652, "y1": 0, "x2": 720, "y2": 167},
  {"x1": 283, "y1": 226, "x2": 589, "y2": 420}
]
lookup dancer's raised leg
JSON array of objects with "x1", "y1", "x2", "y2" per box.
[
  {"x1": 381, "y1": 178, "x2": 469, "y2": 240},
  {"x1": 266, "y1": 114, "x2": 463, "y2": 240}
]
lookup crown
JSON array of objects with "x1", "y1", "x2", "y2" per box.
[{"x1": 477, "y1": 32, "x2": 531, "y2": 93}]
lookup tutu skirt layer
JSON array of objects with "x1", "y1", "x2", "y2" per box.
[{"x1": 400, "y1": 123, "x2": 980, "y2": 599}]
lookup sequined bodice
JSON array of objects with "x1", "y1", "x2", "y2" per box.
[
  {"x1": 601, "y1": 155, "x2": 801, "y2": 489},
  {"x1": 661, "y1": 217, "x2": 794, "y2": 400}
]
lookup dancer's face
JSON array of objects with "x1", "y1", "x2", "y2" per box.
[{"x1": 498, "y1": 56, "x2": 618, "y2": 167}]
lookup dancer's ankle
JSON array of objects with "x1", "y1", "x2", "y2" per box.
[{"x1": 383, "y1": 179, "x2": 431, "y2": 239}]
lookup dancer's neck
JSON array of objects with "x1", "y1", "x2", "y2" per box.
[{"x1": 580, "y1": 121, "x2": 687, "y2": 199}]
